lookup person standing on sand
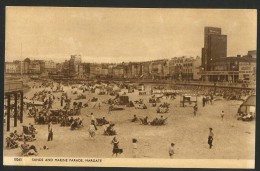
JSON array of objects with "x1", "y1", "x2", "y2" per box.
[
  {"x1": 132, "y1": 138, "x2": 138, "y2": 158},
  {"x1": 169, "y1": 143, "x2": 175, "y2": 158},
  {"x1": 220, "y1": 111, "x2": 225, "y2": 121},
  {"x1": 208, "y1": 128, "x2": 214, "y2": 149},
  {"x1": 111, "y1": 136, "x2": 120, "y2": 157},
  {"x1": 202, "y1": 96, "x2": 206, "y2": 107},
  {"x1": 47, "y1": 121, "x2": 53, "y2": 141},
  {"x1": 193, "y1": 103, "x2": 198, "y2": 116},
  {"x1": 90, "y1": 113, "x2": 97, "y2": 130},
  {"x1": 88, "y1": 120, "x2": 97, "y2": 139}
]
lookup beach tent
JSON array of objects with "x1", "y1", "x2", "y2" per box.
[{"x1": 237, "y1": 95, "x2": 256, "y2": 117}]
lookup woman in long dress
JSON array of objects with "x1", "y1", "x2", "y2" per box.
[{"x1": 111, "y1": 136, "x2": 120, "y2": 157}]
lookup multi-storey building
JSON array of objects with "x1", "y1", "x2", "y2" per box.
[
  {"x1": 112, "y1": 66, "x2": 124, "y2": 78},
  {"x1": 200, "y1": 27, "x2": 256, "y2": 82},
  {"x1": 170, "y1": 56, "x2": 201, "y2": 81},
  {"x1": 69, "y1": 55, "x2": 81, "y2": 76},
  {"x1": 62, "y1": 60, "x2": 70, "y2": 76},
  {"x1": 239, "y1": 59, "x2": 256, "y2": 84},
  {"x1": 140, "y1": 62, "x2": 151, "y2": 79},
  {"x1": 81, "y1": 63, "x2": 90, "y2": 78},
  {"x1": 5, "y1": 62, "x2": 19, "y2": 74},
  {"x1": 202, "y1": 27, "x2": 227, "y2": 71},
  {"x1": 182, "y1": 56, "x2": 201, "y2": 80},
  {"x1": 101, "y1": 66, "x2": 109, "y2": 77},
  {"x1": 170, "y1": 57, "x2": 185, "y2": 80},
  {"x1": 202, "y1": 52, "x2": 256, "y2": 83},
  {"x1": 56, "y1": 63, "x2": 63, "y2": 74},
  {"x1": 162, "y1": 60, "x2": 170, "y2": 78},
  {"x1": 44, "y1": 60, "x2": 56, "y2": 74},
  {"x1": 149, "y1": 59, "x2": 169, "y2": 79},
  {"x1": 28, "y1": 61, "x2": 41, "y2": 74},
  {"x1": 89, "y1": 63, "x2": 101, "y2": 78},
  {"x1": 125, "y1": 63, "x2": 132, "y2": 78},
  {"x1": 23, "y1": 58, "x2": 31, "y2": 74},
  {"x1": 130, "y1": 63, "x2": 142, "y2": 78},
  {"x1": 248, "y1": 50, "x2": 256, "y2": 58}
]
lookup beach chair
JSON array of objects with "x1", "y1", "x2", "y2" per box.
[
  {"x1": 96, "y1": 118, "x2": 103, "y2": 126},
  {"x1": 20, "y1": 145, "x2": 30, "y2": 156},
  {"x1": 23, "y1": 134, "x2": 36, "y2": 142},
  {"x1": 6, "y1": 137, "x2": 18, "y2": 149},
  {"x1": 23, "y1": 126, "x2": 33, "y2": 135},
  {"x1": 139, "y1": 118, "x2": 144, "y2": 125}
]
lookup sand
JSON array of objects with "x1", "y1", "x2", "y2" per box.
[{"x1": 4, "y1": 82, "x2": 255, "y2": 159}]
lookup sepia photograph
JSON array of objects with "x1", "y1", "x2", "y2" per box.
[{"x1": 3, "y1": 6, "x2": 257, "y2": 168}]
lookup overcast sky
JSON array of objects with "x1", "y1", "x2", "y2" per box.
[{"x1": 5, "y1": 7, "x2": 257, "y2": 63}]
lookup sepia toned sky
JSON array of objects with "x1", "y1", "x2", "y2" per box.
[{"x1": 5, "y1": 7, "x2": 257, "y2": 63}]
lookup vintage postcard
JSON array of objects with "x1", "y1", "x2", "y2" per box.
[{"x1": 3, "y1": 7, "x2": 256, "y2": 168}]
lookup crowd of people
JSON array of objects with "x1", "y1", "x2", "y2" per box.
[
  {"x1": 5, "y1": 78, "x2": 255, "y2": 158},
  {"x1": 173, "y1": 85, "x2": 254, "y2": 100}
]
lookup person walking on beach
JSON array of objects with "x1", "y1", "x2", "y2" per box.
[
  {"x1": 220, "y1": 111, "x2": 225, "y2": 121},
  {"x1": 132, "y1": 138, "x2": 138, "y2": 158},
  {"x1": 208, "y1": 128, "x2": 214, "y2": 149},
  {"x1": 88, "y1": 120, "x2": 97, "y2": 139},
  {"x1": 210, "y1": 94, "x2": 214, "y2": 104},
  {"x1": 169, "y1": 143, "x2": 175, "y2": 158},
  {"x1": 47, "y1": 121, "x2": 53, "y2": 141},
  {"x1": 90, "y1": 113, "x2": 97, "y2": 128},
  {"x1": 202, "y1": 96, "x2": 206, "y2": 107},
  {"x1": 193, "y1": 103, "x2": 198, "y2": 116}
]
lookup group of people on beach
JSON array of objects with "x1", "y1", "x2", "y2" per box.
[{"x1": 5, "y1": 78, "x2": 254, "y2": 158}]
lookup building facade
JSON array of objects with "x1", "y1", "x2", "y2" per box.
[
  {"x1": 5, "y1": 62, "x2": 19, "y2": 74},
  {"x1": 69, "y1": 55, "x2": 81, "y2": 76},
  {"x1": 28, "y1": 61, "x2": 41, "y2": 74},
  {"x1": 44, "y1": 60, "x2": 56, "y2": 74},
  {"x1": 202, "y1": 55, "x2": 256, "y2": 83},
  {"x1": 202, "y1": 27, "x2": 227, "y2": 71}
]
